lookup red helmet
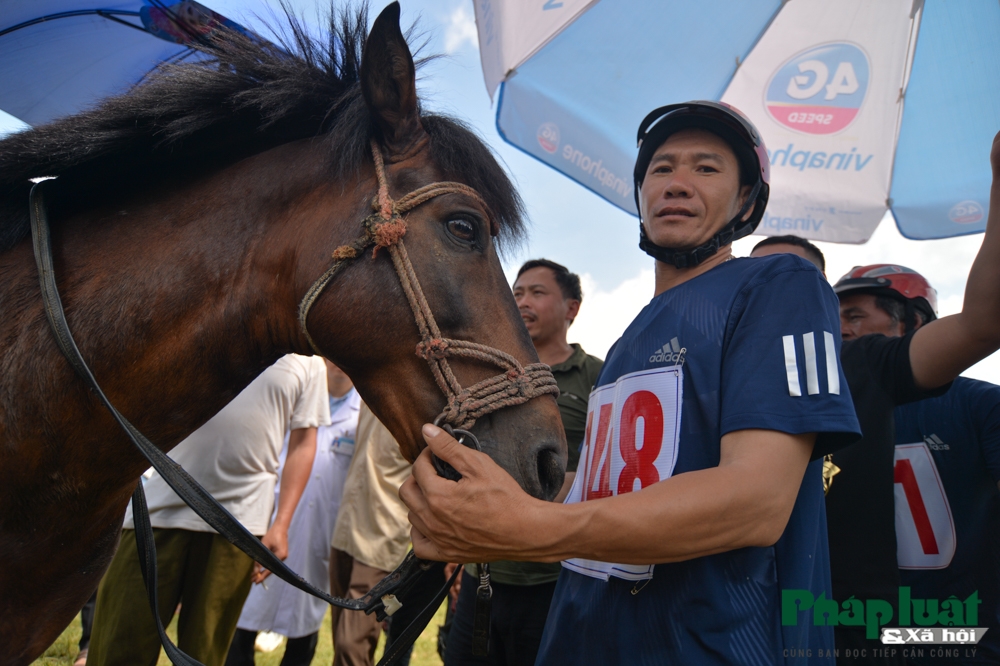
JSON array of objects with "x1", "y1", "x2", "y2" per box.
[{"x1": 833, "y1": 264, "x2": 938, "y2": 330}]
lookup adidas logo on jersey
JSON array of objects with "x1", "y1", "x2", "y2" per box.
[
  {"x1": 649, "y1": 337, "x2": 687, "y2": 366},
  {"x1": 924, "y1": 434, "x2": 950, "y2": 451}
]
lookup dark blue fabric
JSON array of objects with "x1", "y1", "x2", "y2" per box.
[
  {"x1": 536, "y1": 255, "x2": 860, "y2": 665},
  {"x1": 895, "y1": 378, "x2": 1000, "y2": 665}
]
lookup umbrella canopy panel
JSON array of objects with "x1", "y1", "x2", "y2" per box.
[
  {"x1": 0, "y1": 0, "x2": 301, "y2": 129},
  {"x1": 487, "y1": 0, "x2": 1000, "y2": 244},
  {"x1": 475, "y1": 0, "x2": 598, "y2": 100},
  {"x1": 0, "y1": 1, "x2": 198, "y2": 126},
  {"x1": 494, "y1": 0, "x2": 781, "y2": 224},
  {"x1": 890, "y1": 0, "x2": 1000, "y2": 240},
  {"x1": 721, "y1": 0, "x2": 914, "y2": 243}
]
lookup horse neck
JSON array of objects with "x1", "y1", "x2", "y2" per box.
[{"x1": 50, "y1": 137, "x2": 360, "y2": 448}]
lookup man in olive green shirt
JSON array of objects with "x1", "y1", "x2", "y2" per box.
[{"x1": 445, "y1": 259, "x2": 603, "y2": 666}]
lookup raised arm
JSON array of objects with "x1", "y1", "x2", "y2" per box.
[
  {"x1": 909, "y1": 131, "x2": 1000, "y2": 388},
  {"x1": 400, "y1": 424, "x2": 812, "y2": 564}
]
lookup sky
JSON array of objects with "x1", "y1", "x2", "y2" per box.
[{"x1": 1, "y1": 0, "x2": 996, "y2": 383}]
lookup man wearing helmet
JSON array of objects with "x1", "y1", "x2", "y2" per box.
[
  {"x1": 401, "y1": 102, "x2": 862, "y2": 664},
  {"x1": 836, "y1": 265, "x2": 937, "y2": 340},
  {"x1": 744, "y1": 227, "x2": 1000, "y2": 664},
  {"x1": 825, "y1": 262, "x2": 1000, "y2": 665},
  {"x1": 833, "y1": 265, "x2": 1000, "y2": 665}
]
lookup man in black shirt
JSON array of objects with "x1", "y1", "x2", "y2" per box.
[
  {"x1": 829, "y1": 267, "x2": 947, "y2": 665},
  {"x1": 751, "y1": 130, "x2": 1000, "y2": 664}
]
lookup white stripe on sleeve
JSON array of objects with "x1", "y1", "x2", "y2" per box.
[
  {"x1": 824, "y1": 331, "x2": 840, "y2": 395},
  {"x1": 782, "y1": 335, "x2": 801, "y2": 397},
  {"x1": 802, "y1": 332, "x2": 820, "y2": 395}
]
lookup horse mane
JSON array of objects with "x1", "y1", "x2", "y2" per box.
[{"x1": 0, "y1": 4, "x2": 524, "y2": 253}]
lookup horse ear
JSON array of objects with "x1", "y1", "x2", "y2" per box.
[{"x1": 361, "y1": 2, "x2": 425, "y2": 156}]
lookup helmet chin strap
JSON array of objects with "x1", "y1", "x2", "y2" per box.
[{"x1": 638, "y1": 180, "x2": 761, "y2": 269}]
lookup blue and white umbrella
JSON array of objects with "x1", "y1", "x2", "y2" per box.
[
  {"x1": 0, "y1": 0, "x2": 315, "y2": 128},
  {"x1": 473, "y1": 0, "x2": 1000, "y2": 243}
]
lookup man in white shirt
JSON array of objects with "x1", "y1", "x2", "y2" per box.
[
  {"x1": 229, "y1": 361, "x2": 361, "y2": 666},
  {"x1": 88, "y1": 354, "x2": 330, "y2": 666}
]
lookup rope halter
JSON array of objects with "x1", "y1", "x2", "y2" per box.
[{"x1": 298, "y1": 140, "x2": 559, "y2": 431}]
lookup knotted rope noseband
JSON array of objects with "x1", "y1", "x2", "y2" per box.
[{"x1": 298, "y1": 140, "x2": 559, "y2": 433}]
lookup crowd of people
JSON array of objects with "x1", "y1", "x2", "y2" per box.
[{"x1": 70, "y1": 101, "x2": 999, "y2": 666}]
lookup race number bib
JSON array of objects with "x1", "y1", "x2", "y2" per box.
[
  {"x1": 894, "y1": 443, "x2": 956, "y2": 569},
  {"x1": 563, "y1": 367, "x2": 682, "y2": 581}
]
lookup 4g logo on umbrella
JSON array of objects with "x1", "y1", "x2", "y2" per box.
[{"x1": 765, "y1": 43, "x2": 871, "y2": 135}]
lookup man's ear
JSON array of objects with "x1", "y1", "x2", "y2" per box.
[
  {"x1": 738, "y1": 184, "x2": 755, "y2": 222},
  {"x1": 360, "y1": 2, "x2": 426, "y2": 157},
  {"x1": 565, "y1": 299, "x2": 581, "y2": 327}
]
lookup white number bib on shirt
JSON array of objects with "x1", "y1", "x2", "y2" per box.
[
  {"x1": 563, "y1": 367, "x2": 683, "y2": 581},
  {"x1": 894, "y1": 443, "x2": 956, "y2": 570}
]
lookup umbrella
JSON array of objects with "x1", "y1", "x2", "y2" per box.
[
  {"x1": 0, "y1": 0, "x2": 311, "y2": 128},
  {"x1": 473, "y1": 0, "x2": 1000, "y2": 243}
]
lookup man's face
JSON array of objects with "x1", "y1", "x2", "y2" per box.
[
  {"x1": 749, "y1": 243, "x2": 824, "y2": 275},
  {"x1": 512, "y1": 267, "x2": 578, "y2": 344},
  {"x1": 839, "y1": 293, "x2": 905, "y2": 340},
  {"x1": 639, "y1": 128, "x2": 752, "y2": 250}
]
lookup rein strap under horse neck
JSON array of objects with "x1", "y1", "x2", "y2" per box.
[{"x1": 298, "y1": 140, "x2": 559, "y2": 432}]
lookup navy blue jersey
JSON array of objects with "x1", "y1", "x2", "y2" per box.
[
  {"x1": 894, "y1": 378, "x2": 1000, "y2": 664},
  {"x1": 536, "y1": 255, "x2": 860, "y2": 666}
]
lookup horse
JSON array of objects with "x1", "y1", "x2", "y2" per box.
[{"x1": 0, "y1": 4, "x2": 567, "y2": 663}]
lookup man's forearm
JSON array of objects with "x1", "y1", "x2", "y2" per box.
[
  {"x1": 273, "y1": 427, "x2": 317, "y2": 530},
  {"x1": 496, "y1": 430, "x2": 812, "y2": 565},
  {"x1": 514, "y1": 464, "x2": 796, "y2": 564}
]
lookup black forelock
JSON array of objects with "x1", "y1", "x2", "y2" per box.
[{"x1": 422, "y1": 116, "x2": 525, "y2": 251}]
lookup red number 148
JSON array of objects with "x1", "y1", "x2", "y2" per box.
[{"x1": 583, "y1": 390, "x2": 663, "y2": 500}]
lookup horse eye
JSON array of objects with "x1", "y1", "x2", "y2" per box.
[{"x1": 447, "y1": 217, "x2": 476, "y2": 242}]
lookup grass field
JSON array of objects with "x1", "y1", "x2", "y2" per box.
[{"x1": 31, "y1": 603, "x2": 447, "y2": 666}]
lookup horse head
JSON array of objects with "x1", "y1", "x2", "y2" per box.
[{"x1": 296, "y1": 3, "x2": 567, "y2": 500}]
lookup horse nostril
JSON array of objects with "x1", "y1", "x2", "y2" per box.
[{"x1": 536, "y1": 446, "x2": 565, "y2": 501}]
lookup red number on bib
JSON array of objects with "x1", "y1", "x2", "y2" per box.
[
  {"x1": 585, "y1": 403, "x2": 613, "y2": 500},
  {"x1": 894, "y1": 458, "x2": 940, "y2": 555},
  {"x1": 617, "y1": 390, "x2": 663, "y2": 494}
]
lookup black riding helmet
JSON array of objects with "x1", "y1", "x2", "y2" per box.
[{"x1": 634, "y1": 101, "x2": 771, "y2": 269}]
